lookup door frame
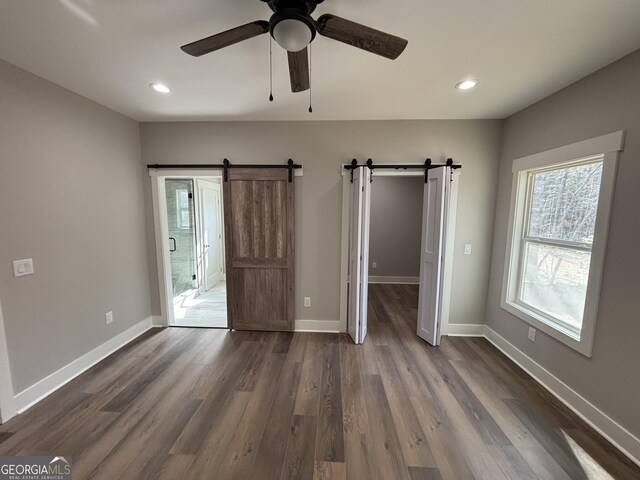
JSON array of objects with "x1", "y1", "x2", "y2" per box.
[
  {"x1": 339, "y1": 166, "x2": 461, "y2": 336},
  {"x1": 149, "y1": 169, "x2": 224, "y2": 327}
]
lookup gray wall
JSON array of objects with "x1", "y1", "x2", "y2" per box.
[
  {"x1": 486, "y1": 50, "x2": 640, "y2": 437},
  {"x1": 369, "y1": 176, "x2": 423, "y2": 278},
  {"x1": 141, "y1": 120, "x2": 503, "y2": 326},
  {"x1": 0, "y1": 60, "x2": 151, "y2": 393}
]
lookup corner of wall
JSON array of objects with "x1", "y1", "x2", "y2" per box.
[
  {"x1": 481, "y1": 117, "x2": 508, "y2": 328},
  {"x1": 0, "y1": 295, "x2": 16, "y2": 422}
]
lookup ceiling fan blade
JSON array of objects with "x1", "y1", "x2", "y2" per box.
[
  {"x1": 316, "y1": 14, "x2": 407, "y2": 60},
  {"x1": 288, "y1": 47, "x2": 310, "y2": 93},
  {"x1": 181, "y1": 20, "x2": 269, "y2": 57}
]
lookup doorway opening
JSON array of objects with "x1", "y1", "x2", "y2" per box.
[
  {"x1": 164, "y1": 176, "x2": 227, "y2": 328},
  {"x1": 341, "y1": 165, "x2": 459, "y2": 346},
  {"x1": 150, "y1": 164, "x2": 299, "y2": 332},
  {"x1": 369, "y1": 176, "x2": 423, "y2": 285},
  {"x1": 367, "y1": 176, "x2": 423, "y2": 335}
]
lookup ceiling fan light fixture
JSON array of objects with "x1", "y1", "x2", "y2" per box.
[
  {"x1": 455, "y1": 79, "x2": 478, "y2": 90},
  {"x1": 271, "y1": 12, "x2": 315, "y2": 52}
]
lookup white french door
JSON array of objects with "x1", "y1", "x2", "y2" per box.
[
  {"x1": 347, "y1": 167, "x2": 371, "y2": 344},
  {"x1": 344, "y1": 165, "x2": 453, "y2": 346},
  {"x1": 197, "y1": 180, "x2": 224, "y2": 291},
  {"x1": 416, "y1": 167, "x2": 451, "y2": 346}
]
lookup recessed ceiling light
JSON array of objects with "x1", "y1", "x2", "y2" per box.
[
  {"x1": 455, "y1": 79, "x2": 478, "y2": 90},
  {"x1": 149, "y1": 82, "x2": 170, "y2": 94}
]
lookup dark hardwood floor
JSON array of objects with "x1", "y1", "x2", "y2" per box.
[{"x1": 0, "y1": 283, "x2": 638, "y2": 479}]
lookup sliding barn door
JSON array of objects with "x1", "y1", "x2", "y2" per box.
[
  {"x1": 417, "y1": 167, "x2": 450, "y2": 346},
  {"x1": 347, "y1": 167, "x2": 371, "y2": 344},
  {"x1": 223, "y1": 169, "x2": 294, "y2": 331}
]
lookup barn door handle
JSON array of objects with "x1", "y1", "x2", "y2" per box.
[{"x1": 169, "y1": 237, "x2": 177, "y2": 252}]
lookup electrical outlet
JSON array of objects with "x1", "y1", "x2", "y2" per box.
[
  {"x1": 464, "y1": 244, "x2": 472, "y2": 255},
  {"x1": 105, "y1": 311, "x2": 114, "y2": 325},
  {"x1": 13, "y1": 258, "x2": 34, "y2": 277},
  {"x1": 303, "y1": 297, "x2": 311, "y2": 308},
  {"x1": 372, "y1": 262, "x2": 377, "y2": 269},
  {"x1": 528, "y1": 327, "x2": 536, "y2": 342}
]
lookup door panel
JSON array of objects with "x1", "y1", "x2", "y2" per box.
[
  {"x1": 347, "y1": 169, "x2": 363, "y2": 344},
  {"x1": 347, "y1": 167, "x2": 371, "y2": 344},
  {"x1": 224, "y1": 168, "x2": 294, "y2": 331},
  {"x1": 164, "y1": 179, "x2": 197, "y2": 298},
  {"x1": 417, "y1": 167, "x2": 450, "y2": 346},
  {"x1": 200, "y1": 182, "x2": 223, "y2": 290},
  {"x1": 229, "y1": 180, "x2": 287, "y2": 259},
  {"x1": 230, "y1": 269, "x2": 289, "y2": 331}
]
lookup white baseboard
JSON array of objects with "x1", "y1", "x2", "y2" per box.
[
  {"x1": 368, "y1": 276, "x2": 419, "y2": 284},
  {"x1": 484, "y1": 326, "x2": 640, "y2": 467},
  {"x1": 444, "y1": 323, "x2": 485, "y2": 337},
  {"x1": 11, "y1": 317, "x2": 154, "y2": 417},
  {"x1": 295, "y1": 319, "x2": 343, "y2": 333}
]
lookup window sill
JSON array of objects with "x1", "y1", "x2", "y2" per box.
[{"x1": 501, "y1": 299, "x2": 593, "y2": 357}]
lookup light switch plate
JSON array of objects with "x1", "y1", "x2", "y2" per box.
[
  {"x1": 303, "y1": 297, "x2": 311, "y2": 308},
  {"x1": 105, "y1": 311, "x2": 114, "y2": 324},
  {"x1": 372, "y1": 262, "x2": 377, "y2": 269},
  {"x1": 464, "y1": 244, "x2": 472, "y2": 255},
  {"x1": 13, "y1": 258, "x2": 34, "y2": 277},
  {"x1": 528, "y1": 327, "x2": 536, "y2": 342}
]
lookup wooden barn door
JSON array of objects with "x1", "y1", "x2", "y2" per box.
[{"x1": 223, "y1": 168, "x2": 294, "y2": 331}]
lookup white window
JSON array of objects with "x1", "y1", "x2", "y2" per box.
[{"x1": 502, "y1": 132, "x2": 624, "y2": 356}]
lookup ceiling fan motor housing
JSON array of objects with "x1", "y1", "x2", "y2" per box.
[{"x1": 262, "y1": 0, "x2": 324, "y2": 15}]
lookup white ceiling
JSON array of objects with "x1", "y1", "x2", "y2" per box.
[{"x1": 1, "y1": 0, "x2": 640, "y2": 121}]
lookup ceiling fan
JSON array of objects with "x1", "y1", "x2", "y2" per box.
[{"x1": 180, "y1": 0, "x2": 408, "y2": 94}]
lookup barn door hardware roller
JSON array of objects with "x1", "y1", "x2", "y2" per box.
[
  {"x1": 147, "y1": 158, "x2": 303, "y2": 182},
  {"x1": 348, "y1": 159, "x2": 358, "y2": 183},
  {"x1": 423, "y1": 158, "x2": 458, "y2": 183},
  {"x1": 344, "y1": 157, "x2": 461, "y2": 183}
]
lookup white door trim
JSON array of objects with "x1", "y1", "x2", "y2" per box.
[
  {"x1": 339, "y1": 165, "x2": 461, "y2": 335},
  {"x1": 148, "y1": 169, "x2": 223, "y2": 327}
]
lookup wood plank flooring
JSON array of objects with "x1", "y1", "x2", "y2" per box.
[{"x1": 0, "y1": 284, "x2": 638, "y2": 479}]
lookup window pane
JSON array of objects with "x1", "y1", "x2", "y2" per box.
[
  {"x1": 527, "y1": 161, "x2": 603, "y2": 244},
  {"x1": 180, "y1": 209, "x2": 191, "y2": 228},
  {"x1": 519, "y1": 242, "x2": 590, "y2": 332}
]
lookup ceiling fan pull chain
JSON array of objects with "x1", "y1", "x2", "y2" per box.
[
  {"x1": 308, "y1": 43, "x2": 313, "y2": 113},
  {"x1": 269, "y1": 35, "x2": 274, "y2": 102}
]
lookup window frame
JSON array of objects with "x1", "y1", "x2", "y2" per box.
[
  {"x1": 516, "y1": 157, "x2": 602, "y2": 337},
  {"x1": 501, "y1": 131, "x2": 624, "y2": 356}
]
